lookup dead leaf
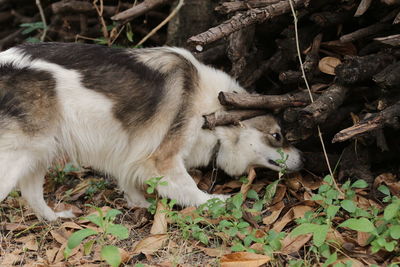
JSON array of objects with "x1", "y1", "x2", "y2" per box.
[
  {"x1": 240, "y1": 167, "x2": 256, "y2": 199},
  {"x1": 23, "y1": 237, "x2": 39, "y2": 251},
  {"x1": 357, "y1": 231, "x2": 371, "y2": 247},
  {"x1": 319, "y1": 56, "x2": 342, "y2": 75},
  {"x1": 326, "y1": 229, "x2": 346, "y2": 246},
  {"x1": 220, "y1": 252, "x2": 270, "y2": 267},
  {"x1": 196, "y1": 245, "x2": 231, "y2": 257},
  {"x1": 298, "y1": 175, "x2": 323, "y2": 190},
  {"x1": 60, "y1": 221, "x2": 83, "y2": 230},
  {"x1": 53, "y1": 202, "x2": 83, "y2": 216},
  {"x1": 321, "y1": 40, "x2": 357, "y2": 56},
  {"x1": 132, "y1": 234, "x2": 168, "y2": 255},
  {"x1": 51, "y1": 228, "x2": 71, "y2": 244},
  {"x1": 1, "y1": 250, "x2": 21, "y2": 265},
  {"x1": 45, "y1": 247, "x2": 59, "y2": 264},
  {"x1": 262, "y1": 201, "x2": 284, "y2": 225},
  {"x1": 151, "y1": 201, "x2": 169, "y2": 235},
  {"x1": 280, "y1": 233, "x2": 312, "y2": 254},
  {"x1": 272, "y1": 184, "x2": 286, "y2": 204},
  {"x1": 334, "y1": 258, "x2": 365, "y2": 267},
  {"x1": 272, "y1": 205, "x2": 313, "y2": 232}
]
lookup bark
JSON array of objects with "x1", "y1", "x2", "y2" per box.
[
  {"x1": 333, "y1": 101, "x2": 400, "y2": 143},
  {"x1": 187, "y1": 0, "x2": 309, "y2": 49},
  {"x1": 202, "y1": 110, "x2": 268, "y2": 130},
  {"x1": 218, "y1": 91, "x2": 315, "y2": 110}
]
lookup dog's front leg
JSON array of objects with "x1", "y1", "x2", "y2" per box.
[{"x1": 154, "y1": 157, "x2": 229, "y2": 207}]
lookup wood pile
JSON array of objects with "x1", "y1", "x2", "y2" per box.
[{"x1": 0, "y1": 0, "x2": 399, "y2": 179}]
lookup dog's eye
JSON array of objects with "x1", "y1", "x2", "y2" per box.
[{"x1": 271, "y1": 133, "x2": 281, "y2": 141}]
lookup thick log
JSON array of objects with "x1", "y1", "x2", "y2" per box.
[
  {"x1": 187, "y1": 0, "x2": 309, "y2": 49},
  {"x1": 202, "y1": 110, "x2": 268, "y2": 130},
  {"x1": 218, "y1": 91, "x2": 314, "y2": 110},
  {"x1": 335, "y1": 53, "x2": 396, "y2": 84},
  {"x1": 373, "y1": 61, "x2": 400, "y2": 88},
  {"x1": 299, "y1": 84, "x2": 348, "y2": 128},
  {"x1": 339, "y1": 23, "x2": 391, "y2": 43},
  {"x1": 332, "y1": 101, "x2": 400, "y2": 143}
]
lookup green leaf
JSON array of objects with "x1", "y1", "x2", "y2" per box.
[
  {"x1": 291, "y1": 223, "x2": 319, "y2": 237},
  {"x1": 351, "y1": 179, "x2": 368, "y2": 188},
  {"x1": 67, "y1": 228, "x2": 98, "y2": 249},
  {"x1": 323, "y1": 252, "x2": 337, "y2": 267},
  {"x1": 264, "y1": 180, "x2": 278, "y2": 205},
  {"x1": 83, "y1": 214, "x2": 103, "y2": 228},
  {"x1": 339, "y1": 218, "x2": 375, "y2": 232},
  {"x1": 323, "y1": 175, "x2": 334, "y2": 185},
  {"x1": 385, "y1": 241, "x2": 396, "y2": 252},
  {"x1": 105, "y1": 209, "x2": 122, "y2": 221},
  {"x1": 378, "y1": 185, "x2": 390, "y2": 196},
  {"x1": 341, "y1": 200, "x2": 357, "y2": 213},
  {"x1": 313, "y1": 224, "x2": 329, "y2": 247},
  {"x1": 326, "y1": 205, "x2": 340, "y2": 219},
  {"x1": 101, "y1": 245, "x2": 121, "y2": 267},
  {"x1": 384, "y1": 202, "x2": 400, "y2": 221},
  {"x1": 219, "y1": 220, "x2": 233, "y2": 228},
  {"x1": 232, "y1": 209, "x2": 242, "y2": 219},
  {"x1": 237, "y1": 222, "x2": 250, "y2": 229},
  {"x1": 198, "y1": 232, "x2": 209, "y2": 245},
  {"x1": 232, "y1": 193, "x2": 244, "y2": 209},
  {"x1": 390, "y1": 225, "x2": 400, "y2": 239},
  {"x1": 231, "y1": 242, "x2": 246, "y2": 252},
  {"x1": 83, "y1": 240, "x2": 95, "y2": 255},
  {"x1": 247, "y1": 189, "x2": 259, "y2": 200},
  {"x1": 106, "y1": 224, "x2": 129, "y2": 240}
]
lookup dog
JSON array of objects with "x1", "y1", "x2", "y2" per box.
[{"x1": 0, "y1": 43, "x2": 303, "y2": 221}]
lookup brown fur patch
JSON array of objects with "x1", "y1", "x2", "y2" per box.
[{"x1": 0, "y1": 65, "x2": 57, "y2": 134}]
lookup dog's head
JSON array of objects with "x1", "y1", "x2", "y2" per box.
[{"x1": 215, "y1": 115, "x2": 303, "y2": 176}]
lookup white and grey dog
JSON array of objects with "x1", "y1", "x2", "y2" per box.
[{"x1": 0, "y1": 43, "x2": 303, "y2": 221}]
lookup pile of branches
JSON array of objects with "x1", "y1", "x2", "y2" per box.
[{"x1": 0, "y1": 0, "x2": 400, "y2": 178}]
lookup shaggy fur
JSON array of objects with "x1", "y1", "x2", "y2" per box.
[{"x1": 0, "y1": 43, "x2": 303, "y2": 221}]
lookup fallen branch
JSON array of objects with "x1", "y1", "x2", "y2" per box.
[
  {"x1": 332, "y1": 101, "x2": 400, "y2": 143},
  {"x1": 215, "y1": 0, "x2": 281, "y2": 14},
  {"x1": 218, "y1": 91, "x2": 314, "y2": 109},
  {"x1": 298, "y1": 84, "x2": 348, "y2": 128},
  {"x1": 339, "y1": 23, "x2": 391, "y2": 43},
  {"x1": 187, "y1": 0, "x2": 308, "y2": 49},
  {"x1": 111, "y1": 0, "x2": 172, "y2": 23},
  {"x1": 202, "y1": 110, "x2": 267, "y2": 130}
]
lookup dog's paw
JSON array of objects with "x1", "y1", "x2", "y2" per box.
[{"x1": 55, "y1": 209, "x2": 76, "y2": 219}]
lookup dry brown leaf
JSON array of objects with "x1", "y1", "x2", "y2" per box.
[
  {"x1": 280, "y1": 233, "x2": 312, "y2": 254},
  {"x1": 60, "y1": 221, "x2": 83, "y2": 230},
  {"x1": 272, "y1": 205, "x2": 313, "y2": 232},
  {"x1": 132, "y1": 234, "x2": 168, "y2": 255},
  {"x1": 298, "y1": 175, "x2": 323, "y2": 190},
  {"x1": 374, "y1": 173, "x2": 400, "y2": 197},
  {"x1": 23, "y1": 237, "x2": 39, "y2": 251},
  {"x1": 357, "y1": 231, "x2": 371, "y2": 247},
  {"x1": 326, "y1": 229, "x2": 346, "y2": 246},
  {"x1": 151, "y1": 201, "x2": 169, "y2": 235},
  {"x1": 272, "y1": 184, "x2": 286, "y2": 204},
  {"x1": 1, "y1": 222, "x2": 29, "y2": 231},
  {"x1": 45, "y1": 247, "x2": 59, "y2": 264},
  {"x1": 334, "y1": 258, "x2": 365, "y2": 267},
  {"x1": 318, "y1": 56, "x2": 342, "y2": 75},
  {"x1": 196, "y1": 245, "x2": 231, "y2": 257},
  {"x1": 240, "y1": 167, "x2": 256, "y2": 199},
  {"x1": 50, "y1": 228, "x2": 71, "y2": 244},
  {"x1": 220, "y1": 252, "x2": 270, "y2": 267},
  {"x1": 1, "y1": 250, "x2": 21, "y2": 265},
  {"x1": 262, "y1": 201, "x2": 284, "y2": 225}
]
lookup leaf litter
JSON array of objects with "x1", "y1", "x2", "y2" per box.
[{"x1": 1, "y1": 163, "x2": 400, "y2": 266}]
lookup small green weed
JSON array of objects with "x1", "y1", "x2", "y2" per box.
[{"x1": 65, "y1": 205, "x2": 129, "y2": 267}]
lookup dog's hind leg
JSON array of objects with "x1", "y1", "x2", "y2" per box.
[{"x1": 19, "y1": 167, "x2": 75, "y2": 221}]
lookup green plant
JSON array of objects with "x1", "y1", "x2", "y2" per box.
[
  {"x1": 145, "y1": 176, "x2": 168, "y2": 214},
  {"x1": 49, "y1": 163, "x2": 79, "y2": 185},
  {"x1": 85, "y1": 179, "x2": 110, "y2": 199},
  {"x1": 65, "y1": 206, "x2": 129, "y2": 267}
]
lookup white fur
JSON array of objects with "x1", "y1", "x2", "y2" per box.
[{"x1": 0, "y1": 46, "x2": 303, "y2": 221}]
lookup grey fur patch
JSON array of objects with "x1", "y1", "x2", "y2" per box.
[{"x1": 0, "y1": 64, "x2": 57, "y2": 133}]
